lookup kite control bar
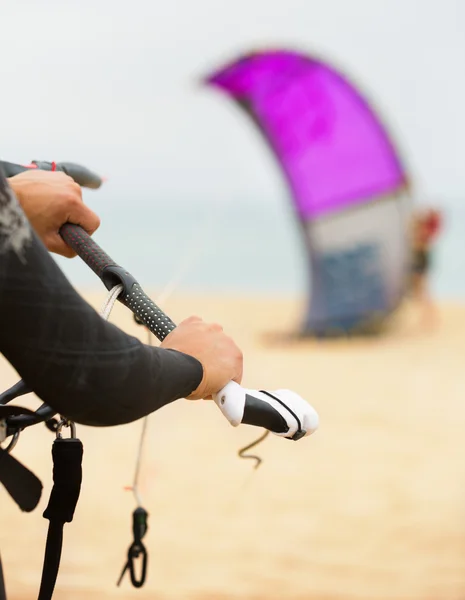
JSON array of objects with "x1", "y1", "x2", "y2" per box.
[
  {"x1": 59, "y1": 224, "x2": 319, "y2": 440},
  {"x1": 0, "y1": 159, "x2": 103, "y2": 189},
  {"x1": 0, "y1": 160, "x2": 319, "y2": 441}
]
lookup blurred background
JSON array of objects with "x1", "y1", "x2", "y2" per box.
[
  {"x1": 1, "y1": 0, "x2": 465, "y2": 298},
  {"x1": 1, "y1": 1, "x2": 465, "y2": 599}
]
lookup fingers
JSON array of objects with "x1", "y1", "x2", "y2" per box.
[
  {"x1": 8, "y1": 169, "x2": 102, "y2": 257},
  {"x1": 162, "y1": 315, "x2": 243, "y2": 400},
  {"x1": 232, "y1": 357, "x2": 243, "y2": 386},
  {"x1": 65, "y1": 187, "x2": 101, "y2": 236},
  {"x1": 178, "y1": 316, "x2": 223, "y2": 332},
  {"x1": 45, "y1": 234, "x2": 77, "y2": 258},
  {"x1": 180, "y1": 315, "x2": 202, "y2": 325},
  {"x1": 45, "y1": 172, "x2": 100, "y2": 235}
]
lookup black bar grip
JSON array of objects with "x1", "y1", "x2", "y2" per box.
[
  {"x1": 59, "y1": 224, "x2": 176, "y2": 342},
  {"x1": 120, "y1": 282, "x2": 176, "y2": 341},
  {"x1": 43, "y1": 161, "x2": 102, "y2": 189},
  {"x1": 0, "y1": 160, "x2": 103, "y2": 189},
  {"x1": 60, "y1": 223, "x2": 117, "y2": 279},
  {"x1": 0, "y1": 160, "x2": 28, "y2": 178}
]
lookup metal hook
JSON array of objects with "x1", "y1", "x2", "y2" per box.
[
  {"x1": 3, "y1": 430, "x2": 20, "y2": 454},
  {"x1": 238, "y1": 430, "x2": 270, "y2": 469},
  {"x1": 55, "y1": 418, "x2": 76, "y2": 439},
  {"x1": 117, "y1": 507, "x2": 149, "y2": 588}
]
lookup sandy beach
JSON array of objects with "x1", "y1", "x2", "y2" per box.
[{"x1": 2, "y1": 291, "x2": 465, "y2": 600}]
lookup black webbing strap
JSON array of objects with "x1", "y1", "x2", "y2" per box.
[
  {"x1": 38, "y1": 437, "x2": 83, "y2": 600},
  {"x1": 0, "y1": 554, "x2": 6, "y2": 600},
  {"x1": 0, "y1": 406, "x2": 43, "y2": 513},
  {"x1": 0, "y1": 447, "x2": 43, "y2": 513}
]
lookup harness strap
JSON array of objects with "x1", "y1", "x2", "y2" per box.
[
  {"x1": 38, "y1": 436, "x2": 83, "y2": 600},
  {"x1": 0, "y1": 447, "x2": 43, "y2": 512},
  {"x1": 0, "y1": 405, "x2": 43, "y2": 512},
  {"x1": 0, "y1": 554, "x2": 6, "y2": 600}
]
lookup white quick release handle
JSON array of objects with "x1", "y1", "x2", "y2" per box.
[{"x1": 213, "y1": 382, "x2": 319, "y2": 441}]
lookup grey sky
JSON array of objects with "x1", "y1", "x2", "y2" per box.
[{"x1": 1, "y1": 0, "x2": 464, "y2": 207}]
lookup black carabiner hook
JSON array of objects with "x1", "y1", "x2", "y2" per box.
[{"x1": 117, "y1": 507, "x2": 149, "y2": 588}]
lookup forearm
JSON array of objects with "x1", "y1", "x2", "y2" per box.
[{"x1": 0, "y1": 186, "x2": 202, "y2": 426}]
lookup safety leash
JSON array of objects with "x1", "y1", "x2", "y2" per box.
[{"x1": 118, "y1": 321, "x2": 151, "y2": 589}]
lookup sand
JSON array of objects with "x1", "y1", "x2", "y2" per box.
[{"x1": 1, "y1": 292, "x2": 465, "y2": 600}]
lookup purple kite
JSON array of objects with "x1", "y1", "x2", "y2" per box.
[{"x1": 204, "y1": 49, "x2": 412, "y2": 336}]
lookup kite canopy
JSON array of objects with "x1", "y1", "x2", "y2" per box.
[{"x1": 205, "y1": 49, "x2": 411, "y2": 336}]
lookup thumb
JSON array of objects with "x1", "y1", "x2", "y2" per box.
[{"x1": 181, "y1": 315, "x2": 202, "y2": 325}]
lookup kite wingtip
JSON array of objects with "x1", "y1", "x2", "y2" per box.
[{"x1": 198, "y1": 73, "x2": 214, "y2": 87}]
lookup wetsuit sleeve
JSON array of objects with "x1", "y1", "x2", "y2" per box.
[{"x1": 0, "y1": 176, "x2": 203, "y2": 426}]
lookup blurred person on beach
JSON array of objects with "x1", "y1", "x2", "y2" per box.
[
  {"x1": 409, "y1": 206, "x2": 443, "y2": 327},
  {"x1": 0, "y1": 169, "x2": 243, "y2": 425}
]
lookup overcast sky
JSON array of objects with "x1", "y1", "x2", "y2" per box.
[{"x1": 1, "y1": 0, "x2": 464, "y2": 208}]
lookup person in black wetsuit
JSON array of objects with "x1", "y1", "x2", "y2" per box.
[{"x1": 0, "y1": 169, "x2": 243, "y2": 426}]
